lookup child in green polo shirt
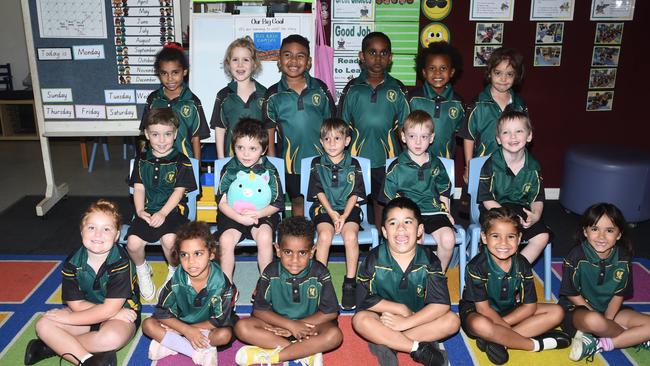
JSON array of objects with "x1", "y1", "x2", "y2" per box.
[
  {"x1": 477, "y1": 110, "x2": 551, "y2": 265},
  {"x1": 409, "y1": 41, "x2": 464, "y2": 159},
  {"x1": 307, "y1": 118, "x2": 366, "y2": 310},
  {"x1": 127, "y1": 108, "x2": 198, "y2": 301},
  {"x1": 460, "y1": 47, "x2": 527, "y2": 184},
  {"x1": 382, "y1": 110, "x2": 457, "y2": 271},
  {"x1": 263, "y1": 34, "x2": 336, "y2": 217},
  {"x1": 338, "y1": 31, "x2": 410, "y2": 229},
  {"x1": 140, "y1": 42, "x2": 210, "y2": 160},
  {"x1": 459, "y1": 207, "x2": 570, "y2": 365},
  {"x1": 560, "y1": 203, "x2": 650, "y2": 361},
  {"x1": 234, "y1": 216, "x2": 343, "y2": 366},
  {"x1": 142, "y1": 221, "x2": 237, "y2": 366},
  {"x1": 353, "y1": 197, "x2": 459, "y2": 366},
  {"x1": 211, "y1": 37, "x2": 268, "y2": 159},
  {"x1": 25, "y1": 200, "x2": 140, "y2": 366}
]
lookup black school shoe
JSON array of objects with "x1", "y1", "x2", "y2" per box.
[
  {"x1": 79, "y1": 351, "x2": 117, "y2": 366},
  {"x1": 341, "y1": 282, "x2": 357, "y2": 310},
  {"x1": 24, "y1": 339, "x2": 56, "y2": 365},
  {"x1": 476, "y1": 338, "x2": 509, "y2": 365},
  {"x1": 368, "y1": 342, "x2": 398, "y2": 366},
  {"x1": 410, "y1": 341, "x2": 448, "y2": 366},
  {"x1": 533, "y1": 330, "x2": 572, "y2": 350}
]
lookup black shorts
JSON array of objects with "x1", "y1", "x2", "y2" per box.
[
  {"x1": 312, "y1": 206, "x2": 362, "y2": 227},
  {"x1": 216, "y1": 212, "x2": 280, "y2": 243},
  {"x1": 422, "y1": 214, "x2": 454, "y2": 234},
  {"x1": 285, "y1": 173, "x2": 302, "y2": 199},
  {"x1": 126, "y1": 211, "x2": 188, "y2": 243},
  {"x1": 370, "y1": 167, "x2": 386, "y2": 201},
  {"x1": 481, "y1": 204, "x2": 554, "y2": 242}
]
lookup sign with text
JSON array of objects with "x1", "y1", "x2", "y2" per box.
[{"x1": 331, "y1": 22, "x2": 374, "y2": 52}]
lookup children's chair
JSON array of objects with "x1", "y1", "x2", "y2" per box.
[
  {"x1": 118, "y1": 157, "x2": 200, "y2": 245},
  {"x1": 300, "y1": 156, "x2": 380, "y2": 248},
  {"x1": 213, "y1": 156, "x2": 285, "y2": 247},
  {"x1": 467, "y1": 156, "x2": 553, "y2": 300},
  {"x1": 385, "y1": 157, "x2": 468, "y2": 290}
]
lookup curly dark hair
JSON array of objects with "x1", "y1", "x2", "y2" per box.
[
  {"x1": 154, "y1": 42, "x2": 189, "y2": 72},
  {"x1": 415, "y1": 41, "x2": 463, "y2": 83},
  {"x1": 277, "y1": 216, "x2": 315, "y2": 247},
  {"x1": 173, "y1": 221, "x2": 218, "y2": 260}
]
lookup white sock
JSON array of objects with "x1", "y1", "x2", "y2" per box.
[
  {"x1": 531, "y1": 339, "x2": 540, "y2": 352},
  {"x1": 136, "y1": 261, "x2": 148, "y2": 270},
  {"x1": 80, "y1": 353, "x2": 93, "y2": 363},
  {"x1": 411, "y1": 341, "x2": 420, "y2": 352}
]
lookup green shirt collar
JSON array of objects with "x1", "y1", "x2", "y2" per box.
[
  {"x1": 144, "y1": 146, "x2": 180, "y2": 161},
  {"x1": 321, "y1": 150, "x2": 352, "y2": 168},
  {"x1": 492, "y1": 147, "x2": 540, "y2": 172},
  {"x1": 279, "y1": 72, "x2": 317, "y2": 93},
  {"x1": 423, "y1": 82, "x2": 453, "y2": 100},
  {"x1": 397, "y1": 150, "x2": 436, "y2": 168},
  {"x1": 279, "y1": 259, "x2": 313, "y2": 281},
  {"x1": 156, "y1": 84, "x2": 192, "y2": 102},
  {"x1": 486, "y1": 249, "x2": 518, "y2": 277},
  {"x1": 378, "y1": 243, "x2": 429, "y2": 275},
  {"x1": 583, "y1": 240, "x2": 618, "y2": 264}
]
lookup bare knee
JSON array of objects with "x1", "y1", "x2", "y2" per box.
[
  {"x1": 321, "y1": 325, "x2": 343, "y2": 348},
  {"x1": 97, "y1": 325, "x2": 130, "y2": 350},
  {"x1": 343, "y1": 230, "x2": 359, "y2": 247},
  {"x1": 160, "y1": 234, "x2": 176, "y2": 251},
  {"x1": 234, "y1": 318, "x2": 254, "y2": 339},
  {"x1": 352, "y1": 311, "x2": 374, "y2": 333},
  {"x1": 209, "y1": 327, "x2": 233, "y2": 346},
  {"x1": 441, "y1": 312, "x2": 461, "y2": 336},
  {"x1": 35, "y1": 317, "x2": 54, "y2": 338},
  {"x1": 141, "y1": 317, "x2": 160, "y2": 338},
  {"x1": 126, "y1": 236, "x2": 145, "y2": 253},
  {"x1": 467, "y1": 315, "x2": 495, "y2": 338}
]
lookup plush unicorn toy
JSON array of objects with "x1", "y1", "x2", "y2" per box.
[{"x1": 227, "y1": 170, "x2": 272, "y2": 213}]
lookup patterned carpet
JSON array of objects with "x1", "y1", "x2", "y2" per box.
[{"x1": 1, "y1": 255, "x2": 649, "y2": 366}]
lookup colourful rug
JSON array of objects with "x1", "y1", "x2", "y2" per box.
[{"x1": 1, "y1": 254, "x2": 649, "y2": 365}]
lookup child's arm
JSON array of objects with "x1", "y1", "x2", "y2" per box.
[
  {"x1": 463, "y1": 139, "x2": 475, "y2": 183},
  {"x1": 482, "y1": 200, "x2": 501, "y2": 210},
  {"x1": 477, "y1": 159, "x2": 501, "y2": 210},
  {"x1": 215, "y1": 127, "x2": 226, "y2": 159},
  {"x1": 150, "y1": 187, "x2": 186, "y2": 228},
  {"x1": 439, "y1": 195, "x2": 455, "y2": 225},
  {"x1": 522, "y1": 201, "x2": 543, "y2": 228},
  {"x1": 218, "y1": 194, "x2": 258, "y2": 226},
  {"x1": 380, "y1": 303, "x2": 450, "y2": 332},
  {"x1": 502, "y1": 303, "x2": 537, "y2": 326},
  {"x1": 261, "y1": 93, "x2": 276, "y2": 157},
  {"x1": 266, "y1": 128, "x2": 276, "y2": 156},
  {"x1": 366, "y1": 299, "x2": 413, "y2": 317},
  {"x1": 338, "y1": 195, "x2": 359, "y2": 232},
  {"x1": 158, "y1": 317, "x2": 210, "y2": 349},
  {"x1": 253, "y1": 309, "x2": 317, "y2": 340},
  {"x1": 45, "y1": 298, "x2": 126, "y2": 325},
  {"x1": 133, "y1": 183, "x2": 152, "y2": 224},
  {"x1": 240, "y1": 166, "x2": 284, "y2": 220},
  {"x1": 191, "y1": 135, "x2": 201, "y2": 162},
  {"x1": 302, "y1": 310, "x2": 338, "y2": 325},
  {"x1": 604, "y1": 295, "x2": 624, "y2": 320}
]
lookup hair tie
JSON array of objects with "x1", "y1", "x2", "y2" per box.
[{"x1": 164, "y1": 42, "x2": 183, "y2": 52}]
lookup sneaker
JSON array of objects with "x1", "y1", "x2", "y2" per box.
[
  {"x1": 410, "y1": 341, "x2": 448, "y2": 366},
  {"x1": 79, "y1": 351, "x2": 117, "y2": 366},
  {"x1": 24, "y1": 339, "x2": 56, "y2": 365},
  {"x1": 285, "y1": 352, "x2": 323, "y2": 366},
  {"x1": 368, "y1": 342, "x2": 398, "y2": 366},
  {"x1": 476, "y1": 338, "x2": 509, "y2": 365},
  {"x1": 148, "y1": 339, "x2": 178, "y2": 360},
  {"x1": 156, "y1": 265, "x2": 177, "y2": 301},
  {"x1": 533, "y1": 330, "x2": 571, "y2": 351},
  {"x1": 136, "y1": 262, "x2": 156, "y2": 301},
  {"x1": 235, "y1": 345, "x2": 281, "y2": 366},
  {"x1": 569, "y1": 331, "x2": 600, "y2": 362},
  {"x1": 192, "y1": 346, "x2": 218, "y2": 366},
  {"x1": 341, "y1": 282, "x2": 357, "y2": 310},
  {"x1": 635, "y1": 340, "x2": 650, "y2": 352}
]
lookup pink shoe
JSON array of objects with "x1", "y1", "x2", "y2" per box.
[
  {"x1": 148, "y1": 339, "x2": 178, "y2": 360},
  {"x1": 192, "y1": 346, "x2": 218, "y2": 366}
]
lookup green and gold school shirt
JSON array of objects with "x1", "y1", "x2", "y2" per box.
[
  {"x1": 559, "y1": 242, "x2": 632, "y2": 314},
  {"x1": 263, "y1": 72, "x2": 336, "y2": 174},
  {"x1": 357, "y1": 244, "x2": 451, "y2": 313},
  {"x1": 154, "y1": 261, "x2": 238, "y2": 326},
  {"x1": 338, "y1": 71, "x2": 410, "y2": 168},
  {"x1": 216, "y1": 156, "x2": 284, "y2": 211},
  {"x1": 252, "y1": 259, "x2": 339, "y2": 320},
  {"x1": 408, "y1": 83, "x2": 465, "y2": 159},
  {"x1": 477, "y1": 148, "x2": 544, "y2": 208},
  {"x1": 62, "y1": 245, "x2": 141, "y2": 313},
  {"x1": 382, "y1": 151, "x2": 451, "y2": 214},
  {"x1": 210, "y1": 80, "x2": 267, "y2": 157},
  {"x1": 461, "y1": 251, "x2": 537, "y2": 315},
  {"x1": 140, "y1": 86, "x2": 210, "y2": 158},
  {"x1": 307, "y1": 152, "x2": 365, "y2": 217},
  {"x1": 129, "y1": 147, "x2": 197, "y2": 215},
  {"x1": 460, "y1": 85, "x2": 527, "y2": 158}
]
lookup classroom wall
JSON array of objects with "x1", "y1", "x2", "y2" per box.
[{"x1": 0, "y1": 0, "x2": 30, "y2": 89}]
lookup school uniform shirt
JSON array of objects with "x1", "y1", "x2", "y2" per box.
[
  {"x1": 460, "y1": 85, "x2": 527, "y2": 157},
  {"x1": 263, "y1": 72, "x2": 336, "y2": 174},
  {"x1": 357, "y1": 243, "x2": 450, "y2": 313},
  {"x1": 559, "y1": 242, "x2": 632, "y2": 314},
  {"x1": 62, "y1": 245, "x2": 140, "y2": 313},
  {"x1": 210, "y1": 80, "x2": 267, "y2": 157},
  {"x1": 477, "y1": 148, "x2": 544, "y2": 208},
  {"x1": 382, "y1": 151, "x2": 451, "y2": 214},
  {"x1": 216, "y1": 156, "x2": 284, "y2": 211},
  {"x1": 140, "y1": 86, "x2": 210, "y2": 158},
  {"x1": 462, "y1": 250, "x2": 537, "y2": 315},
  {"x1": 252, "y1": 259, "x2": 339, "y2": 320},
  {"x1": 338, "y1": 71, "x2": 410, "y2": 168},
  {"x1": 307, "y1": 152, "x2": 365, "y2": 217},
  {"x1": 129, "y1": 147, "x2": 197, "y2": 215},
  {"x1": 154, "y1": 261, "x2": 238, "y2": 327},
  {"x1": 408, "y1": 83, "x2": 465, "y2": 159}
]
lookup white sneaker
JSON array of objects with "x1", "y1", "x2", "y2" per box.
[
  {"x1": 148, "y1": 339, "x2": 177, "y2": 360},
  {"x1": 192, "y1": 346, "x2": 218, "y2": 366},
  {"x1": 156, "y1": 265, "x2": 177, "y2": 301},
  {"x1": 136, "y1": 262, "x2": 155, "y2": 301}
]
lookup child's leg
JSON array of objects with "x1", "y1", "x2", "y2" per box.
[
  {"x1": 511, "y1": 303, "x2": 565, "y2": 338},
  {"x1": 126, "y1": 235, "x2": 147, "y2": 265},
  {"x1": 208, "y1": 326, "x2": 233, "y2": 347},
  {"x1": 160, "y1": 233, "x2": 178, "y2": 266},
  {"x1": 278, "y1": 321, "x2": 343, "y2": 361},
  {"x1": 219, "y1": 228, "x2": 242, "y2": 281},
  {"x1": 251, "y1": 224, "x2": 274, "y2": 274},
  {"x1": 611, "y1": 308, "x2": 650, "y2": 348},
  {"x1": 572, "y1": 306, "x2": 624, "y2": 339},
  {"x1": 315, "y1": 223, "x2": 335, "y2": 266},
  {"x1": 341, "y1": 222, "x2": 360, "y2": 279},
  {"x1": 520, "y1": 232, "x2": 549, "y2": 264},
  {"x1": 74, "y1": 320, "x2": 136, "y2": 352},
  {"x1": 431, "y1": 227, "x2": 456, "y2": 272},
  {"x1": 234, "y1": 317, "x2": 293, "y2": 350},
  {"x1": 353, "y1": 310, "x2": 428, "y2": 353},
  {"x1": 291, "y1": 197, "x2": 304, "y2": 217},
  {"x1": 465, "y1": 312, "x2": 535, "y2": 350},
  {"x1": 402, "y1": 310, "x2": 460, "y2": 343}
]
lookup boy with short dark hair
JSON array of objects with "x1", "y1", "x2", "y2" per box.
[
  {"x1": 234, "y1": 216, "x2": 343, "y2": 366},
  {"x1": 263, "y1": 34, "x2": 337, "y2": 217},
  {"x1": 307, "y1": 118, "x2": 365, "y2": 310}
]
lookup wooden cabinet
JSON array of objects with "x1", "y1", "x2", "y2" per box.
[{"x1": 0, "y1": 92, "x2": 39, "y2": 140}]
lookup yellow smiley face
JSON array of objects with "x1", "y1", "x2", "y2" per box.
[
  {"x1": 420, "y1": 23, "x2": 450, "y2": 48},
  {"x1": 422, "y1": 0, "x2": 452, "y2": 21}
]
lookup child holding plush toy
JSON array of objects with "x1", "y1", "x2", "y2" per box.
[{"x1": 216, "y1": 118, "x2": 284, "y2": 281}]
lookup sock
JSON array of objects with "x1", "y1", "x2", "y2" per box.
[
  {"x1": 136, "y1": 262, "x2": 148, "y2": 270},
  {"x1": 411, "y1": 341, "x2": 420, "y2": 353},
  {"x1": 80, "y1": 354, "x2": 93, "y2": 363},
  {"x1": 531, "y1": 339, "x2": 540, "y2": 352},
  {"x1": 161, "y1": 331, "x2": 194, "y2": 357},
  {"x1": 168, "y1": 264, "x2": 177, "y2": 272},
  {"x1": 597, "y1": 337, "x2": 614, "y2": 352},
  {"x1": 344, "y1": 276, "x2": 356, "y2": 285}
]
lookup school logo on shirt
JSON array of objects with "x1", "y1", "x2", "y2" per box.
[
  {"x1": 614, "y1": 269, "x2": 625, "y2": 282},
  {"x1": 257, "y1": 98, "x2": 264, "y2": 108},
  {"x1": 181, "y1": 105, "x2": 191, "y2": 118},
  {"x1": 165, "y1": 171, "x2": 176, "y2": 183},
  {"x1": 449, "y1": 107, "x2": 459, "y2": 119},
  {"x1": 431, "y1": 166, "x2": 439, "y2": 176},
  {"x1": 312, "y1": 94, "x2": 321, "y2": 106},
  {"x1": 347, "y1": 172, "x2": 355, "y2": 184},
  {"x1": 416, "y1": 285, "x2": 424, "y2": 297},
  {"x1": 522, "y1": 183, "x2": 531, "y2": 194},
  {"x1": 307, "y1": 285, "x2": 318, "y2": 299},
  {"x1": 386, "y1": 89, "x2": 397, "y2": 103}
]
